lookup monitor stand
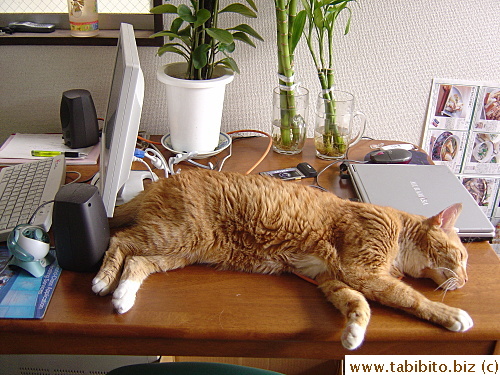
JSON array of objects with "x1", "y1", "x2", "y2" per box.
[{"x1": 116, "y1": 170, "x2": 158, "y2": 205}]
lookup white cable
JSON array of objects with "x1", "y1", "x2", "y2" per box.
[
  {"x1": 144, "y1": 147, "x2": 169, "y2": 178},
  {"x1": 132, "y1": 157, "x2": 158, "y2": 182},
  {"x1": 65, "y1": 170, "x2": 82, "y2": 184}
]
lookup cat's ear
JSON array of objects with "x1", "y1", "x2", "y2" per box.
[{"x1": 428, "y1": 203, "x2": 463, "y2": 230}]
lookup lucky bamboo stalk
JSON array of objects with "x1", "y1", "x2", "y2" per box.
[
  {"x1": 274, "y1": 0, "x2": 304, "y2": 150},
  {"x1": 300, "y1": 0, "x2": 354, "y2": 156}
]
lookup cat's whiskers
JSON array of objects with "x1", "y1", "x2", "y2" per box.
[
  {"x1": 435, "y1": 266, "x2": 459, "y2": 280},
  {"x1": 433, "y1": 267, "x2": 461, "y2": 300},
  {"x1": 435, "y1": 278, "x2": 457, "y2": 301}
]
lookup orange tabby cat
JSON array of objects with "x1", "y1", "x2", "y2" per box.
[{"x1": 92, "y1": 169, "x2": 472, "y2": 350}]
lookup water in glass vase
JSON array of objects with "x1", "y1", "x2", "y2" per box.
[{"x1": 272, "y1": 115, "x2": 307, "y2": 155}]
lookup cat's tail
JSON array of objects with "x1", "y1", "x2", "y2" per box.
[{"x1": 108, "y1": 193, "x2": 144, "y2": 228}]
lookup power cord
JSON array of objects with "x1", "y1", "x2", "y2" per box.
[
  {"x1": 136, "y1": 130, "x2": 272, "y2": 176},
  {"x1": 227, "y1": 129, "x2": 272, "y2": 175}
]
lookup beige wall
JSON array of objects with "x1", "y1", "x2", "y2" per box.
[{"x1": 1, "y1": 0, "x2": 499, "y2": 146}]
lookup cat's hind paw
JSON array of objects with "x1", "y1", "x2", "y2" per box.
[
  {"x1": 446, "y1": 309, "x2": 473, "y2": 332},
  {"x1": 112, "y1": 280, "x2": 140, "y2": 314},
  {"x1": 341, "y1": 323, "x2": 366, "y2": 350}
]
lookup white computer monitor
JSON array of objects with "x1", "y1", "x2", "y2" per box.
[{"x1": 99, "y1": 23, "x2": 145, "y2": 217}]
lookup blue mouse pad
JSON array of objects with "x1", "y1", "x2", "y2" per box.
[{"x1": 0, "y1": 246, "x2": 62, "y2": 319}]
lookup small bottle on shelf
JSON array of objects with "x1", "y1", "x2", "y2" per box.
[{"x1": 67, "y1": 0, "x2": 99, "y2": 37}]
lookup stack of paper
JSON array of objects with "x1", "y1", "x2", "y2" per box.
[{"x1": 0, "y1": 133, "x2": 100, "y2": 165}]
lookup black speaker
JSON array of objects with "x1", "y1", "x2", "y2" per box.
[
  {"x1": 52, "y1": 183, "x2": 110, "y2": 272},
  {"x1": 60, "y1": 89, "x2": 99, "y2": 149}
]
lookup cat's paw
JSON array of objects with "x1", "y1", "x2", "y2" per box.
[
  {"x1": 341, "y1": 323, "x2": 366, "y2": 350},
  {"x1": 92, "y1": 276, "x2": 112, "y2": 296},
  {"x1": 112, "y1": 280, "x2": 140, "y2": 314},
  {"x1": 446, "y1": 309, "x2": 473, "y2": 332}
]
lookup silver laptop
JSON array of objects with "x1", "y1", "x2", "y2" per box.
[{"x1": 347, "y1": 163, "x2": 495, "y2": 240}]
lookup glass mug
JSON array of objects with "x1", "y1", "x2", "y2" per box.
[{"x1": 314, "y1": 90, "x2": 366, "y2": 160}]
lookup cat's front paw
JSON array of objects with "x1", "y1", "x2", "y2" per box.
[
  {"x1": 342, "y1": 323, "x2": 366, "y2": 350},
  {"x1": 446, "y1": 309, "x2": 473, "y2": 332},
  {"x1": 92, "y1": 276, "x2": 113, "y2": 296},
  {"x1": 112, "y1": 280, "x2": 141, "y2": 314}
]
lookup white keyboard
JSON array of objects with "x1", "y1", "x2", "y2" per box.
[{"x1": 0, "y1": 156, "x2": 66, "y2": 242}]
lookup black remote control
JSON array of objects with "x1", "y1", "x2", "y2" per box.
[{"x1": 8, "y1": 21, "x2": 56, "y2": 33}]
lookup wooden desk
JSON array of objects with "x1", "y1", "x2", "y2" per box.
[{"x1": 1, "y1": 138, "x2": 499, "y2": 358}]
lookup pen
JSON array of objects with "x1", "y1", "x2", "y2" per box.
[{"x1": 31, "y1": 150, "x2": 87, "y2": 158}]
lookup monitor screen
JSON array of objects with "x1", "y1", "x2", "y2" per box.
[{"x1": 99, "y1": 23, "x2": 144, "y2": 217}]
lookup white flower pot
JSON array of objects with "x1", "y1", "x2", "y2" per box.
[{"x1": 157, "y1": 62, "x2": 234, "y2": 154}]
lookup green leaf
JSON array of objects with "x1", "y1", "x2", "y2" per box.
[
  {"x1": 228, "y1": 24, "x2": 263, "y2": 41},
  {"x1": 194, "y1": 9, "x2": 211, "y2": 28},
  {"x1": 219, "y1": 42, "x2": 236, "y2": 53},
  {"x1": 176, "y1": 26, "x2": 193, "y2": 46},
  {"x1": 217, "y1": 57, "x2": 240, "y2": 73},
  {"x1": 206, "y1": 28, "x2": 234, "y2": 44},
  {"x1": 150, "y1": 30, "x2": 180, "y2": 39},
  {"x1": 157, "y1": 25, "x2": 191, "y2": 46},
  {"x1": 192, "y1": 44, "x2": 211, "y2": 69},
  {"x1": 300, "y1": 0, "x2": 312, "y2": 16},
  {"x1": 170, "y1": 17, "x2": 184, "y2": 34},
  {"x1": 343, "y1": 7, "x2": 353, "y2": 34},
  {"x1": 244, "y1": 0, "x2": 258, "y2": 11},
  {"x1": 178, "y1": 25, "x2": 192, "y2": 37},
  {"x1": 313, "y1": 3, "x2": 324, "y2": 28},
  {"x1": 157, "y1": 44, "x2": 188, "y2": 59},
  {"x1": 219, "y1": 3, "x2": 257, "y2": 18},
  {"x1": 290, "y1": 10, "x2": 306, "y2": 53},
  {"x1": 232, "y1": 32, "x2": 255, "y2": 47},
  {"x1": 178, "y1": 4, "x2": 196, "y2": 23},
  {"x1": 323, "y1": 0, "x2": 355, "y2": 6},
  {"x1": 150, "y1": 4, "x2": 177, "y2": 14}
]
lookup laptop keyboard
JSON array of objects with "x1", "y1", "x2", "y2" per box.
[{"x1": 0, "y1": 156, "x2": 66, "y2": 242}]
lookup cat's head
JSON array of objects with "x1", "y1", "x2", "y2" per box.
[{"x1": 404, "y1": 203, "x2": 469, "y2": 290}]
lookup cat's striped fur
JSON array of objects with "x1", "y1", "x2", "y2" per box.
[{"x1": 92, "y1": 169, "x2": 472, "y2": 350}]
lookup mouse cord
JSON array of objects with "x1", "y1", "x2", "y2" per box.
[
  {"x1": 0, "y1": 255, "x2": 13, "y2": 275},
  {"x1": 309, "y1": 158, "x2": 368, "y2": 193},
  {"x1": 65, "y1": 170, "x2": 82, "y2": 184},
  {"x1": 28, "y1": 200, "x2": 56, "y2": 225}
]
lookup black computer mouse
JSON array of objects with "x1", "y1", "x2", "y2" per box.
[{"x1": 368, "y1": 149, "x2": 413, "y2": 164}]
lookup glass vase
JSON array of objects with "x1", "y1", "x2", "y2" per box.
[{"x1": 271, "y1": 86, "x2": 309, "y2": 155}]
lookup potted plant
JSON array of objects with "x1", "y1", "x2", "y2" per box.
[
  {"x1": 272, "y1": 0, "x2": 308, "y2": 154},
  {"x1": 298, "y1": 0, "x2": 365, "y2": 159},
  {"x1": 151, "y1": 0, "x2": 263, "y2": 154}
]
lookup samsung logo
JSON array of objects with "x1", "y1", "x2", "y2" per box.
[{"x1": 410, "y1": 181, "x2": 429, "y2": 206}]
